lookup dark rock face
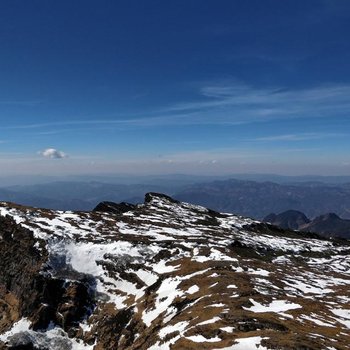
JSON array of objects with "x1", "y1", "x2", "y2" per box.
[
  {"x1": 0, "y1": 215, "x2": 95, "y2": 348},
  {"x1": 30, "y1": 278, "x2": 94, "y2": 333},
  {"x1": 93, "y1": 201, "x2": 135, "y2": 214},
  {"x1": 0, "y1": 216, "x2": 47, "y2": 334},
  {"x1": 144, "y1": 192, "x2": 180, "y2": 204},
  {"x1": 89, "y1": 307, "x2": 136, "y2": 350}
]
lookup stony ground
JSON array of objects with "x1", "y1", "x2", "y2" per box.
[{"x1": 0, "y1": 193, "x2": 349, "y2": 349}]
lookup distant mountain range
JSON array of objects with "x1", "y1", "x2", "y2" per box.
[
  {"x1": 174, "y1": 179, "x2": 350, "y2": 219},
  {"x1": 1, "y1": 177, "x2": 350, "y2": 222},
  {"x1": 1, "y1": 181, "x2": 171, "y2": 211},
  {"x1": 2, "y1": 173, "x2": 350, "y2": 186},
  {"x1": 264, "y1": 210, "x2": 350, "y2": 239}
]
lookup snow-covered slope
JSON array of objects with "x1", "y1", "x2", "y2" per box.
[{"x1": 0, "y1": 193, "x2": 349, "y2": 350}]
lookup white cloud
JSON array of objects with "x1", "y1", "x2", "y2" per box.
[{"x1": 39, "y1": 148, "x2": 68, "y2": 159}]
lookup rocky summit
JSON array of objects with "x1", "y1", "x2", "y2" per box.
[{"x1": 0, "y1": 193, "x2": 349, "y2": 350}]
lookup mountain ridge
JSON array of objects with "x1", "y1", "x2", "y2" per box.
[
  {"x1": 2, "y1": 178, "x2": 350, "y2": 220},
  {"x1": 264, "y1": 210, "x2": 350, "y2": 239},
  {"x1": 0, "y1": 194, "x2": 349, "y2": 349}
]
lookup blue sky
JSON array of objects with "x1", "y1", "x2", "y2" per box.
[{"x1": 1, "y1": 0, "x2": 350, "y2": 176}]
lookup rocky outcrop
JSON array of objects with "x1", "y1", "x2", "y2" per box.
[
  {"x1": 0, "y1": 215, "x2": 47, "y2": 335},
  {"x1": 144, "y1": 192, "x2": 180, "y2": 204},
  {"x1": 0, "y1": 215, "x2": 95, "y2": 349},
  {"x1": 93, "y1": 201, "x2": 136, "y2": 214}
]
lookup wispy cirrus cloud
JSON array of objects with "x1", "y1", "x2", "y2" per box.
[
  {"x1": 254, "y1": 132, "x2": 348, "y2": 142},
  {"x1": 0, "y1": 113, "x2": 200, "y2": 131},
  {"x1": 162, "y1": 83, "x2": 350, "y2": 122},
  {"x1": 1, "y1": 83, "x2": 350, "y2": 132}
]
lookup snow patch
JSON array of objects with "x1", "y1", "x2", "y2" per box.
[
  {"x1": 186, "y1": 285, "x2": 199, "y2": 294},
  {"x1": 244, "y1": 299, "x2": 302, "y2": 314},
  {"x1": 187, "y1": 335, "x2": 221, "y2": 343},
  {"x1": 331, "y1": 309, "x2": 350, "y2": 328},
  {"x1": 212, "y1": 336, "x2": 268, "y2": 350}
]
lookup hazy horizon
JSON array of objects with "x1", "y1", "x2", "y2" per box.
[{"x1": 1, "y1": 172, "x2": 350, "y2": 187}]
